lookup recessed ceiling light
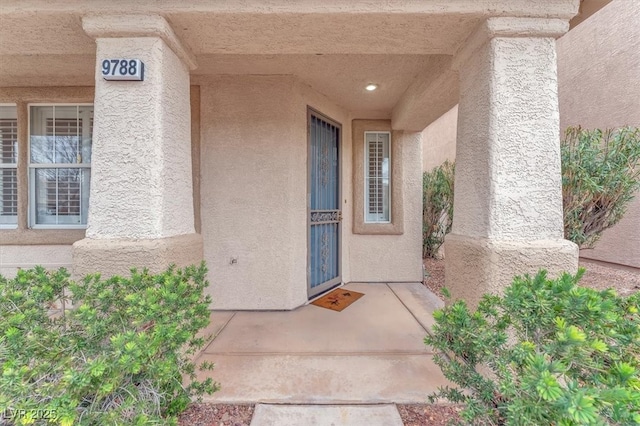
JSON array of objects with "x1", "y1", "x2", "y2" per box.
[{"x1": 365, "y1": 84, "x2": 378, "y2": 91}]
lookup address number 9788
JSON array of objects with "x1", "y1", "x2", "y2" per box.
[{"x1": 101, "y1": 59, "x2": 144, "y2": 81}]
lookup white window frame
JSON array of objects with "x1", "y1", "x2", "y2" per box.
[
  {"x1": 28, "y1": 103, "x2": 93, "y2": 229},
  {"x1": 0, "y1": 103, "x2": 18, "y2": 229},
  {"x1": 364, "y1": 131, "x2": 391, "y2": 224}
]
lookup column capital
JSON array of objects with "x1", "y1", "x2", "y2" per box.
[
  {"x1": 82, "y1": 14, "x2": 197, "y2": 70},
  {"x1": 452, "y1": 17, "x2": 569, "y2": 70}
]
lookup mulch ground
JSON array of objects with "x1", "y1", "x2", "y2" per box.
[
  {"x1": 397, "y1": 404, "x2": 462, "y2": 425},
  {"x1": 178, "y1": 403, "x2": 254, "y2": 426},
  {"x1": 178, "y1": 403, "x2": 461, "y2": 426},
  {"x1": 179, "y1": 259, "x2": 639, "y2": 425}
]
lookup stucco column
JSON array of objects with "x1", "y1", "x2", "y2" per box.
[
  {"x1": 72, "y1": 15, "x2": 202, "y2": 277},
  {"x1": 445, "y1": 17, "x2": 578, "y2": 306}
]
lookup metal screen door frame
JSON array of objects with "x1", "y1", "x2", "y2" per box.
[{"x1": 307, "y1": 108, "x2": 342, "y2": 299}]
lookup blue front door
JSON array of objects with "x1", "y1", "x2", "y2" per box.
[{"x1": 308, "y1": 110, "x2": 341, "y2": 298}]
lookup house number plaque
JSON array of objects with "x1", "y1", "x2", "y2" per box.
[{"x1": 101, "y1": 59, "x2": 144, "y2": 81}]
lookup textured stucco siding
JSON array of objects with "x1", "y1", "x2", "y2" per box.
[
  {"x1": 348, "y1": 130, "x2": 424, "y2": 282},
  {"x1": 422, "y1": 105, "x2": 457, "y2": 172},
  {"x1": 0, "y1": 245, "x2": 72, "y2": 278},
  {"x1": 453, "y1": 36, "x2": 565, "y2": 241},
  {"x1": 446, "y1": 20, "x2": 578, "y2": 307},
  {"x1": 88, "y1": 37, "x2": 194, "y2": 239},
  {"x1": 199, "y1": 74, "x2": 423, "y2": 309},
  {"x1": 200, "y1": 76, "x2": 309, "y2": 310},
  {"x1": 425, "y1": 0, "x2": 638, "y2": 268},
  {"x1": 557, "y1": 0, "x2": 640, "y2": 267}
]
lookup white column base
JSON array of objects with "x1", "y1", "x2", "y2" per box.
[{"x1": 444, "y1": 233, "x2": 578, "y2": 307}]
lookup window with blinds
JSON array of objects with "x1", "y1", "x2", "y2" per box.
[
  {"x1": 29, "y1": 105, "x2": 93, "y2": 227},
  {"x1": 0, "y1": 105, "x2": 18, "y2": 227},
  {"x1": 364, "y1": 131, "x2": 391, "y2": 223}
]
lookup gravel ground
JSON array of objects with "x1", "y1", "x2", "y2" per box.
[
  {"x1": 423, "y1": 258, "x2": 446, "y2": 298},
  {"x1": 178, "y1": 259, "x2": 639, "y2": 425},
  {"x1": 577, "y1": 259, "x2": 640, "y2": 295}
]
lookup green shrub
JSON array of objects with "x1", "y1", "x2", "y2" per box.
[
  {"x1": 562, "y1": 127, "x2": 640, "y2": 248},
  {"x1": 422, "y1": 160, "x2": 455, "y2": 259},
  {"x1": 425, "y1": 270, "x2": 640, "y2": 425},
  {"x1": 0, "y1": 263, "x2": 218, "y2": 426}
]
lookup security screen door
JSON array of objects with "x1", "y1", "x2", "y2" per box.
[{"x1": 308, "y1": 110, "x2": 341, "y2": 298}]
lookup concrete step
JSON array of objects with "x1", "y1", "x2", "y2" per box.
[
  {"x1": 197, "y1": 352, "x2": 447, "y2": 404},
  {"x1": 250, "y1": 404, "x2": 403, "y2": 426}
]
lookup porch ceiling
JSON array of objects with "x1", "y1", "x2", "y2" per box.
[
  {"x1": 0, "y1": 0, "x2": 582, "y2": 57},
  {"x1": 193, "y1": 54, "x2": 445, "y2": 116},
  {"x1": 0, "y1": 0, "x2": 585, "y2": 126}
]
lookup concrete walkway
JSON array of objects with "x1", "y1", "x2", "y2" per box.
[
  {"x1": 194, "y1": 282, "x2": 448, "y2": 424},
  {"x1": 250, "y1": 404, "x2": 404, "y2": 426}
]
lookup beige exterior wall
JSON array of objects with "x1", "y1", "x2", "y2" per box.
[
  {"x1": 198, "y1": 74, "x2": 422, "y2": 310},
  {"x1": 0, "y1": 73, "x2": 423, "y2": 306},
  {"x1": 199, "y1": 75, "x2": 354, "y2": 310},
  {"x1": 303, "y1": 84, "x2": 423, "y2": 286},
  {"x1": 199, "y1": 76, "x2": 306, "y2": 310},
  {"x1": 0, "y1": 245, "x2": 73, "y2": 278},
  {"x1": 1, "y1": 2, "x2": 589, "y2": 308},
  {"x1": 348, "y1": 129, "x2": 424, "y2": 283},
  {"x1": 422, "y1": 105, "x2": 457, "y2": 172},
  {"x1": 0, "y1": 87, "x2": 93, "y2": 277},
  {"x1": 85, "y1": 36, "x2": 195, "y2": 239},
  {"x1": 557, "y1": 0, "x2": 640, "y2": 268}
]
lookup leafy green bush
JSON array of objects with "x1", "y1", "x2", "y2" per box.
[
  {"x1": 0, "y1": 263, "x2": 218, "y2": 425},
  {"x1": 425, "y1": 270, "x2": 640, "y2": 425},
  {"x1": 562, "y1": 127, "x2": 640, "y2": 248},
  {"x1": 422, "y1": 160, "x2": 455, "y2": 259}
]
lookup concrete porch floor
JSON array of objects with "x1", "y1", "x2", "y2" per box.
[{"x1": 194, "y1": 282, "x2": 449, "y2": 404}]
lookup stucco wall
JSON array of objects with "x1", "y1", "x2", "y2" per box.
[
  {"x1": 200, "y1": 76, "x2": 305, "y2": 310},
  {"x1": 422, "y1": 105, "x2": 458, "y2": 172},
  {"x1": 199, "y1": 74, "x2": 423, "y2": 309},
  {"x1": 348, "y1": 129, "x2": 424, "y2": 283},
  {"x1": 297, "y1": 82, "x2": 422, "y2": 285},
  {"x1": 0, "y1": 245, "x2": 73, "y2": 278},
  {"x1": 1, "y1": 73, "x2": 423, "y2": 306},
  {"x1": 422, "y1": 0, "x2": 639, "y2": 268},
  {"x1": 88, "y1": 36, "x2": 195, "y2": 239},
  {"x1": 199, "y1": 75, "x2": 358, "y2": 310},
  {"x1": 557, "y1": 0, "x2": 640, "y2": 268},
  {"x1": 0, "y1": 86, "x2": 92, "y2": 278}
]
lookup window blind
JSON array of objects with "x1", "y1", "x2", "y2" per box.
[
  {"x1": 0, "y1": 109, "x2": 18, "y2": 225},
  {"x1": 364, "y1": 132, "x2": 391, "y2": 223}
]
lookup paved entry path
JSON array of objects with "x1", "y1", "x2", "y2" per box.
[
  {"x1": 250, "y1": 404, "x2": 403, "y2": 425},
  {"x1": 194, "y1": 282, "x2": 450, "y2": 424}
]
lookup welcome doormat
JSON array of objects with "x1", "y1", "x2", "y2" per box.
[{"x1": 311, "y1": 288, "x2": 364, "y2": 312}]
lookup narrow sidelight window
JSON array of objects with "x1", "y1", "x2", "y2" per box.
[
  {"x1": 364, "y1": 131, "x2": 391, "y2": 223},
  {"x1": 0, "y1": 105, "x2": 18, "y2": 228},
  {"x1": 29, "y1": 105, "x2": 93, "y2": 228}
]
